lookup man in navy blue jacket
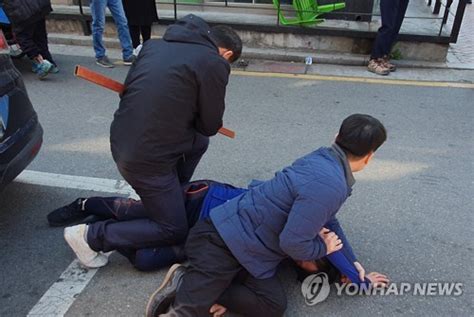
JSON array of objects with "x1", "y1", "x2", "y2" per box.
[{"x1": 146, "y1": 114, "x2": 387, "y2": 317}]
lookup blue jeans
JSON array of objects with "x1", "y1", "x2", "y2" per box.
[{"x1": 90, "y1": 0, "x2": 133, "y2": 60}]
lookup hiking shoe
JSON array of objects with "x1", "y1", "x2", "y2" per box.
[
  {"x1": 47, "y1": 198, "x2": 92, "y2": 227},
  {"x1": 368, "y1": 58, "x2": 390, "y2": 76},
  {"x1": 123, "y1": 55, "x2": 136, "y2": 66},
  {"x1": 64, "y1": 224, "x2": 108, "y2": 268},
  {"x1": 33, "y1": 60, "x2": 53, "y2": 79},
  {"x1": 145, "y1": 264, "x2": 187, "y2": 317},
  {"x1": 382, "y1": 56, "x2": 396, "y2": 72},
  {"x1": 96, "y1": 56, "x2": 115, "y2": 68}
]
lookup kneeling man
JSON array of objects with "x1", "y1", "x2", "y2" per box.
[{"x1": 146, "y1": 113, "x2": 388, "y2": 316}]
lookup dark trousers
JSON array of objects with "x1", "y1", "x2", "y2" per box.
[
  {"x1": 14, "y1": 18, "x2": 55, "y2": 64},
  {"x1": 371, "y1": 0, "x2": 410, "y2": 59},
  {"x1": 87, "y1": 134, "x2": 209, "y2": 252},
  {"x1": 129, "y1": 24, "x2": 152, "y2": 48},
  {"x1": 165, "y1": 220, "x2": 287, "y2": 317}
]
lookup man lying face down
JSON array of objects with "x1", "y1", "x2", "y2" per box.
[
  {"x1": 144, "y1": 114, "x2": 389, "y2": 317},
  {"x1": 49, "y1": 180, "x2": 385, "y2": 289}
]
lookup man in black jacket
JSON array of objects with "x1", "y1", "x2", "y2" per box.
[{"x1": 63, "y1": 14, "x2": 242, "y2": 268}]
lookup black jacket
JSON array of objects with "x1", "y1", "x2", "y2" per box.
[
  {"x1": 110, "y1": 14, "x2": 230, "y2": 175},
  {"x1": 2, "y1": 0, "x2": 52, "y2": 28}
]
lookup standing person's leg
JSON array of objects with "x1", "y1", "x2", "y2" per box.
[
  {"x1": 106, "y1": 0, "x2": 134, "y2": 61},
  {"x1": 151, "y1": 219, "x2": 242, "y2": 316},
  {"x1": 13, "y1": 24, "x2": 39, "y2": 60},
  {"x1": 371, "y1": 0, "x2": 399, "y2": 59},
  {"x1": 128, "y1": 25, "x2": 141, "y2": 48},
  {"x1": 368, "y1": 0, "x2": 400, "y2": 75},
  {"x1": 14, "y1": 23, "x2": 53, "y2": 79},
  {"x1": 90, "y1": 0, "x2": 107, "y2": 60},
  {"x1": 177, "y1": 134, "x2": 209, "y2": 184},
  {"x1": 32, "y1": 18, "x2": 55, "y2": 65},
  {"x1": 141, "y1": 24, "x2": 152, "y2": 43},
  {"x1": 216, "y1": 273, "x2": 287, "y2": 317},
  {"x1": 389, "y1": 0, "x2": 410, "y2": 50}
]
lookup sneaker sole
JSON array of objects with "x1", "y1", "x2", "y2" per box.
[
  {"x1": 145, "y1": 263, "x2": 183, "y2": 316},
  {"x1": 96, "y1": 61, "x2": 115, "y2": 68},
  {"x1": 368, "y1": 68, "x2": 389, "y2": 76}
]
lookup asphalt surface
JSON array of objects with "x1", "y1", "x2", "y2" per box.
[{"x1": 0, "y1": 51, "x2": 473, "y2": 316}]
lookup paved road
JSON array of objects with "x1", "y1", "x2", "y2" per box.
[{"x1": 0, "y1": 52, "x2": 473, "y2": 316}]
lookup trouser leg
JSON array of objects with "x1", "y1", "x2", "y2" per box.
[
  {"x1": 388, "y1": 0, "x2": 410, "y2": 50},
  {"x1": 31, "y1": 18, "x2": 55, "y2": 64},
  {"x1": 84, "y1": 197, "x2": 148, "y2": 220},
  {"x1": 164, "y1": 220, "x2": 242, "y2": 316},
  {"x1": 86, "y1": 166, "x2": 188, "y2": 252},
  {"x1": 90, "y1": 0, "x2": 107, "y2": 59},
  {"x1": 176, "y1": 133, "x2": 209, "y2": 184},
  {"x1": 14, "y1": 24, "x2": 40, "y2": 60},
  {"x1": 141, "y1": 25, "x2": 152, "y2": 43},
  {"x1": 370, "y1": 0, "x2": 400, "y2": 58},
  {"x1": 217, "y1": 272, "x2": 287, "y2": 317},
  {"x1": 107, "y1": 0, "x2": 133, "y2": 59},
  {"x1": 128, "y1": 25, "x2": 140, "y2": 48},
  {"x1": 133, "y1": 245, "x2": 186, "y2": 271}
]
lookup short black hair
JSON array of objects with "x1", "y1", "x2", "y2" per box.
[
  {"x1": 336, "y1": 114, "x2": 387, "y2": 157},
  {"x1": 210, "y1": 25, "x2": 242, "y2": 63}
]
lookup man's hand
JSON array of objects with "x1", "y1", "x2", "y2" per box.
[
  {"x1": 354, "y1": 261, "x2": 366, "y2": 282},
  {"x1": 210, "y1": 304, "x2": 227, "y2": 317},
  {"x1": 319, "y1": 228, "x2": 343, "y2": 255},
  {"x1": 366, "y1": 272, "x2": 390, "y2": 288}
]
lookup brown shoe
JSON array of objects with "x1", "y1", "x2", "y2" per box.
[
  {"x1": 382, "y1": 56, "x2": 396, "y2": 72},
  {"x1": 368, "y1": 58, "x2": 390, "y2": 75}
]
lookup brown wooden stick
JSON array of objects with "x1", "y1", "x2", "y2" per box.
[{"x1": 74, "y1": 65, "x2": 235, "y2": 139}]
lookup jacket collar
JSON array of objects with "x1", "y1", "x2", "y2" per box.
[{"x1": 330, "y1": 144, "x2": 355, "y2": 194}]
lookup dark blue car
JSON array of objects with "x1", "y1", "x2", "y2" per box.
[{"x1": 0, "y1": 30, "x2": 42, "y2": 191}]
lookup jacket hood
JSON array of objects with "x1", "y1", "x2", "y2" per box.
[{"x1": 163, "y1": 14, "x2": 218, "y2": 51}]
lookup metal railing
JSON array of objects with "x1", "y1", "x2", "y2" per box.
[{"x1": 76, "y1": 0, "x2": 469, "y2": 43}]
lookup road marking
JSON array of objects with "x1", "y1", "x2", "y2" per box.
[
  {"x1": 15, "y1": 170, "x2": 138, "y2": 316},
  {"x1": 232, "y1": 70, "x2": 474, "y2": 89},
  {"x1": 16, "y1": 170, "x2": 139, "y2": 199}
]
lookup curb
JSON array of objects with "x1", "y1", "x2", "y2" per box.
[{"x1": 47, "y1": 33, "x2": 474, "y2": 71}]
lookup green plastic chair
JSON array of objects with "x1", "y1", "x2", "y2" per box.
[{"x1": 273, "y1": 0, "x2": 346, "y2": 26}]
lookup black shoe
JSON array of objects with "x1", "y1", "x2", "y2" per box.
[
  {"x1": 96, "y1": 56, "x2": 115, "y2": 68},
  {"x1": 47, "y1": 198, "x2": 88, "y2": 227},
  {"x1": 123, "y1": 55, "x2": 136, "y2": 66},
  {"x1": 145, "y1": 264, "x2": 187, "y2": 317}
]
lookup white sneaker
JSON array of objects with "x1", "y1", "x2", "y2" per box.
[
  {"x1": 64, "y1": 224, "x2": 108, "y2": 268},
  {"x1": 133, "y1": 44, "x2": 143, "y2": 57}
]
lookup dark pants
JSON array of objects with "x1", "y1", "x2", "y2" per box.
[
  {"x1": 165, "y1": 219, "x2": 287, "y2": 317},
  {"x1": 128, "y1": 24, "x2": 152, "y2": 48},
  {"x1": 14, "y1": 18, "x2": 55, "y2": 64},
  {"x1": 87, "y1": 134, "x2": 209, "y2": 252},
  {"x1": 371, "y1": 0, "x2": 410, "y2": 59}
]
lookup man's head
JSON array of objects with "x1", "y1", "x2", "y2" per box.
[
  {"x1": 210, "y1": 25, "x2": 242, "y2": 63},
  {"x1": 335, "y1": 114, "x2": 387, "y2": 172}
]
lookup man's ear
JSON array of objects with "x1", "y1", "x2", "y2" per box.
[
  {"x1": 221, "y1": 50, "x2": 234, "y2": 62},
  {"x1": 364, "y1": 152, "x2": 374, "y2": 165}
]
